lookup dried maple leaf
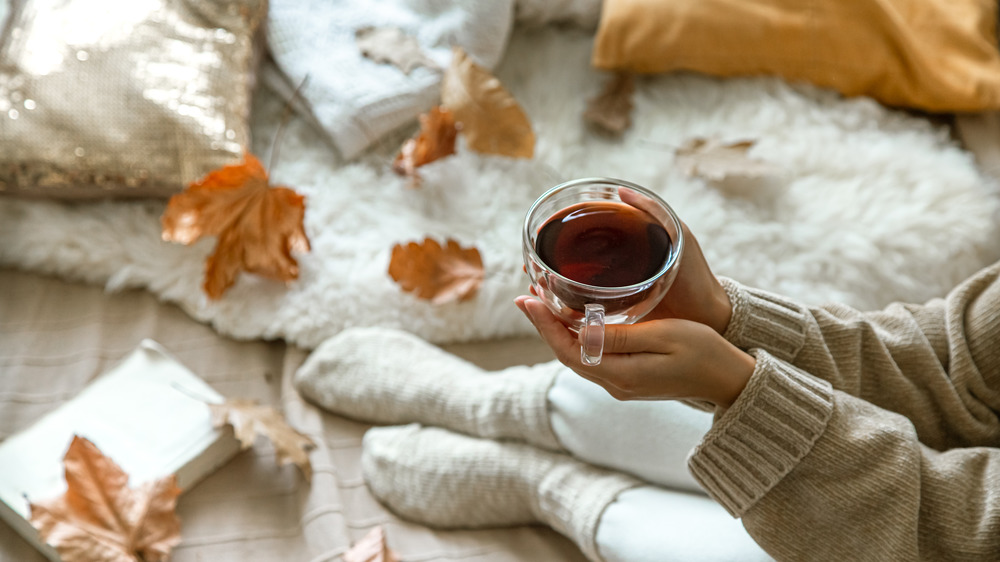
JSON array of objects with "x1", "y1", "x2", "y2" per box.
[
  {"x1": 28, "y1": 436, "x2": 182, "y2": 562},
  {"x1": 356, "y1": 26, "x2": 440, "y2": 74},
  {"x1": 441, "y1": 46, "x2": 535, "y2": 159},
  {"x1": 583, "y1": 72, "x2": 635, "y2": 137},
  {"x1": 388, "y1": 237, "x2": 484, "y2": 305},
  {"x1": 392, "y1": 106, "x2": 458, "y2": 187},
  {"x1": 673, "y1": 137, "x2": 779, "y2": 181},
  {"x1": 343, "y1": 526, "x2": 401, "y2": 562},
  {"x1": 161, "y1": 154, "x2": 311, "y2": 300},
  {"x1": 209, "y1": 399, "x2": 317, "y2": 482}
]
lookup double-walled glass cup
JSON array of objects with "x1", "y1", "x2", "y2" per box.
[{"x1": 522, "y1": 178, "x2": 684, "y2": 366}]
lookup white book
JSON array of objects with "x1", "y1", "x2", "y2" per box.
[{"x1": 0, "y1": 339, "x2": 242, "y2": 562}]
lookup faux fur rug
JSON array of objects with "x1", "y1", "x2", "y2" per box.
[{"x1": 3, "y1": 27, "x2": 1000, "y2": 348}]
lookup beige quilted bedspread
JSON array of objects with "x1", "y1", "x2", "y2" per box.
[{"x1": 0, "y1": 268, "x2": 581, "y2": 562}]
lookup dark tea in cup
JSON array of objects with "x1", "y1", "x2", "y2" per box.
[
  {"x1": 522, "y1": 178, "x2": 684, "y2": 366},
  {"x1": 534, "y1": 200, "x2": 672, "y2": 288}
]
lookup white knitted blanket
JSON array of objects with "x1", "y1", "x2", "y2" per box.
[{"x1": 2, "y1": 19, "x2": 999, "y2": 349}]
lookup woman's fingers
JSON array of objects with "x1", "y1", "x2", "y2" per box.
[
  {"x1": 517, "y1": 297, "x2": 580, "y2": 361},
  {"x1": 618, "y1": 187, "x2": 669, "y2": 223},
  {"x1": 601, "y1": 320, "x2": 675, "y2": 355}
]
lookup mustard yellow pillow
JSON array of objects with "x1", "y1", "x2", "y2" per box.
[{"x1": 592, "y1": 0, "x2": 1000, "y2": 113}]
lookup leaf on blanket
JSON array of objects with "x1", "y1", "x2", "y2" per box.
[
  {"x1": 28, "y1": 436, "x2": 182, "y2": 562},
  {"x1": 355, "y1": 26, "x2": 440, "y2": 74},
  {"x1": 161, "y1": 154, "x2": 311, "y2": 300},
  {"x1": 388, "y1": 237, "x2": 484, "y2": 305},
  {"x1": 441, "y1": 46, "x2": 535, "y2": 159},
  {"x1": 392, "y1": 106, "x2": 458, "y2": 187},
  {"x1": 673, "y1": 137, "x2": 779, "y2": 181},
  {"x1": 209, "y1": 399, "x2": 317, "y2": 482},
  {"x1": 583, "y1": 72, "x2": 634, "y2": 137},
  {"x1": 343, "y1": 526, "x2": 401, "y2": 562}
]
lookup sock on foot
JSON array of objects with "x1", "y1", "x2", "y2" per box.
[
  {"x1": 295, "y1": 327, "x2": 564, "y2": 450},
  {"x1": 362, "y1": 424, "x2": 639, "y2": 562}
]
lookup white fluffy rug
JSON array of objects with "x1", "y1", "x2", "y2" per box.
[{"x1": 3, "y1": 26, "x2": 1000, "y2": 348}]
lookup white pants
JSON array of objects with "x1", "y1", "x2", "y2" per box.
[{"x1": 548, "y1": 371, "x2": 772, "y2": 562}]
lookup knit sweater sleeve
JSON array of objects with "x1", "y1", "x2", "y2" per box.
[
  {"x1": 687, "y1": 351, "x2": 1000, "y2": 560},
  {"x1": 717, "y1": 261, "x2": 1000, "y2": 449}
]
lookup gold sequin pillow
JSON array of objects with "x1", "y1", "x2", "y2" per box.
[{"x1": 0, "y1": 0, "x2": 265, "y2": 199}]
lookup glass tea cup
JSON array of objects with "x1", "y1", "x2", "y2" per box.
[{"x1": 522, "y1": 178, "x2": 684, "y2": 366}]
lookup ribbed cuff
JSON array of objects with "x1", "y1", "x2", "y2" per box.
[
  {"x1": 962, "y1": 265, "x2": 1000, "y2": 392},
  {"x1": 514, "y1": 365, "x2": 564, "y2": 452},
  {"x1": 687, "y1": 350, "x2": 834, "y2": 517},
  {"x1": 536, "y1": 462, "x2": 640, "y2": 562},
  {"x1": 719, "y1": 277, "x2": 809, "y2": 363}
]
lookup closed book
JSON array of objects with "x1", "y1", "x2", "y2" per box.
[{"x1": 0, "y1": 339, "x2": 241, "y2": 561}]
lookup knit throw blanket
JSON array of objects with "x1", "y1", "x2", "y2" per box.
[{"x1": 2, "y1": 26, "x2": 999, "y2": 349}]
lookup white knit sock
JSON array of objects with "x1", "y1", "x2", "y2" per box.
[
  {"x1": 294, "y1": 327, "x2": 564, "y2": 450},
  {"x1": 362, "y1": 424, "x2": 639, "y2": 562}
]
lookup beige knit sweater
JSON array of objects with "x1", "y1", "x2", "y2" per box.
[{"x1": 688, "y1": 262, "x2": 1000, "y2": 561}]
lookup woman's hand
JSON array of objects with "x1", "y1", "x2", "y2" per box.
[
  {"x1": 515, "y1": 296, "x2": 755, "y2": 408},
  {"x1": 645, "y1": 222, "x2": 733, "y2": 334}
]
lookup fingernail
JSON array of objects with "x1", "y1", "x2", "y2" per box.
[
  {"x1": 522, "y1": 298, "x2": 539, "y2": 322},
  {"x1": 513, "y1": 297, "x2": 528, "y2": 315}
]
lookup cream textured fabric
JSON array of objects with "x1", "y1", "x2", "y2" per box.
[
  {"x1": 266, "y1": 0, "x2": 514, "y2": 160},
  {"x1": 294, "y1": 327, "x2": 564, "y2": 451},
  {"x1": 362, "y1": 424, "x2": 639, "y2": 562},
  {"x1": 689, "y1": 262, "x2": 1000, "y2": 559}
]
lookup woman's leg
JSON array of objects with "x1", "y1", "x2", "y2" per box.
[
  {"x1": 362, "y1": 424, "x2": 772, "y2": 562},
  {"x1": 597, "y1": 487, "x2": 772, "y2": 562},
  {"x1": 296, "y1": 327, "x2": 713, "y2": 491},
  {"x1": 548, "y1": 370, "x2": 712, "y2": 492}
]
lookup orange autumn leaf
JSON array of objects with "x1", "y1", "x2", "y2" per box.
[
  {"x1": 343, "y1": 526, "x2": 401, "y2": 562},
  {"x1": 209, "y1": 399, "x2": 317, "y2": 482},
  {"x1": 583, "y1": 72, "x2": 635, "y2": 137},
  {"x1": 441, "y1": 47, "x2": 535, "y2": 158},
  {"x1": 28, "y1": 436, "x2": 182, "y2": 562},
  {"x1": 392, "y1": 106, "x2": 458, "y2": 186},
  {"x1": 388, "y1": 237, "x2": 484, "y2": 304},
  {"x1": 161, "y1": 154, "x2": 311, "y2": 299}
]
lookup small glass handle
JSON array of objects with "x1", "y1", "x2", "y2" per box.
[{"x1": 580, "y1": 303, "x2": 605, "y2": 366}]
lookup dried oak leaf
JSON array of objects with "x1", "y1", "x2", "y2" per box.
[
  {"x1": 209, "y1": 399, "x2": 317, "y2": 482},
  {"x1": 161, "y1": 154, "x2": 311, "y2": 300},
  {"x1": 392, "y1": 106, "x2": 458, "y2": 187},
  {"x1": 673, "y1": 137, "x2": 779, "y2": 181},
  {"x1": 356, "y1": 26, "x2": 439, "y2": 74},
  {"x1": 28, "y1": 435, "x2": 182, "y2": 562},
  {"x1": 583, "y1": 72, "x2": 635, "y2": 137},
  {"x1": 343, "y1": 526, "x2": 401, "y2": 562},
  {"x1": 442, "y1": 46, "x2": 535, "y2": 158},
  {"x1": 388, "y1": 237, "x2": 484, "y2": 305}
]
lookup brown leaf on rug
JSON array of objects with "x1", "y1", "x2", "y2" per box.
[
  {"x1": 441, "y1": 46, "x2": 535, "y2": 158},
  {"x1": 355, "y1": 26, "x2": 440, "y2": 74},
  {"x1": 209, "y1": 399, "x2": 317, "y2": 482},
  {"x1": 388, "y1": 237, "x2": 484, "y2": 304},
  {"x1": 343, "y1": 526, "x2": 401, "y2": 562},
  {"x1": 583, "y1": 72, "x2": 634, "y2": 137},
  {"x1": 161, "y1": 154, "x2": 311, "y2": 300},
  {"x1": 392, "y1": 106, "x2": 459, "y2": 187},
  {"x1": 28, "y1": 436, "x2": 182, "y2": 562},
  {"x1": 673, "y1": 137, "x2": 779, "y2": 181}
]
